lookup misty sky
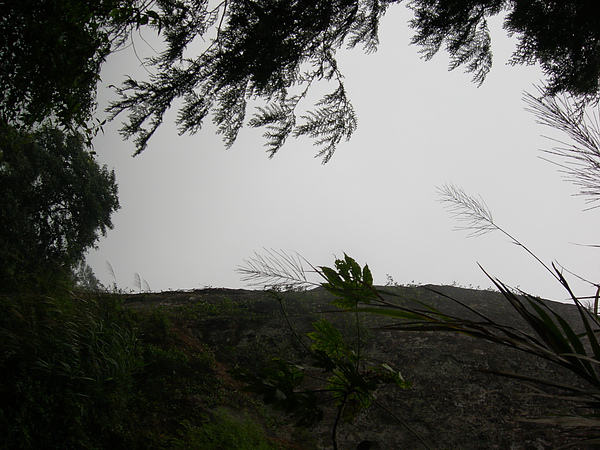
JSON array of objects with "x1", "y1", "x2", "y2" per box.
[{"x1": 86, "y1": 5, "x2": 599, "y2": 301}]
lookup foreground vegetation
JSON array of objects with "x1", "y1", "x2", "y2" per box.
[
  {"x1": 3, "y1": 276, "x2": 599, "y2": 449},
  {"x1": 6, "y1": 281, "x2": 592, "y2": 449},
  {"x1": 0, "y1": 287, "x2": 298, "y2": 450}
]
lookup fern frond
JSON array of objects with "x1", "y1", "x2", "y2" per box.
[
  {"x1": 249, "y1": 102, "x2": 297, "y2": 157},
  {"x1": 295, "y1": 84, "x2": 357, "y2": 163},
  {"x1": 447, "y1": 18, "x2": 492, "y2": 86},
  {"x1": 213, "y1": 82, "x2": 247, "y2": 148},
  {"x1": 177, "y1": 92, "x2": 211, "y2": 135}
]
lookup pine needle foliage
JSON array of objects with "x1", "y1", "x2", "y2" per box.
[
  {"x1": 408, "y1": 0, "x2": 600, "y2": 99},
  {"x1": 3, "y1": 1, "x2": 600, "y2": 157},
  {"x1": 106, "y1": 0, "x2": 600, "y2": 160},
  {"x1": 0, "y1": 0, "x2": 156, "y2": 137},
  {"x1": 110, "y1": 0, "x2": 383, "y2": 161},
  {"x1": 505, "y1": 1, "x2": 600, "y2": 100},
  {"x1": 408, "y1": 0, "x2": 501, "y2": 86}
]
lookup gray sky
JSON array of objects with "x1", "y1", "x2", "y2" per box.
[{"x1": 87, "y1": 5, "x2": 599, "y2": 301}]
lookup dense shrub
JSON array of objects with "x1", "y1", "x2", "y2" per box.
[{"x1": 0, "y1": 292, "x2": 140, "y2": 448}]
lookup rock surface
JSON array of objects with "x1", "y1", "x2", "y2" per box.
[{"x1": 125, "y1": 285, "x2": 597, "y2": 449}]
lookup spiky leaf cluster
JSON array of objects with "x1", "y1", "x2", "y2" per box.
[{"x1": 320, "y1": 253, "x2": 377, "y2": 308}]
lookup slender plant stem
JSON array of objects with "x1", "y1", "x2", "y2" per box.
[
  {"x1": 497, "y1": 227, "x2": 560, "y2": 284},
  {"x1": 272, "y1": 291, "x2": 312, "y2": 354},
  {"x1": 355, "y1": 308, "x2": 361, "y2": 372},
  {"x1": 331, "y1": 392, "x2": 349, "y2": 450},
  {"x1": 374, "y1": 399, "x2": 432, "y2": 449}
]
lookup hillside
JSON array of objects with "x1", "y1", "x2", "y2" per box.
[{"x1": 123, "y1": 285, "x2": 596, "y2": 449}]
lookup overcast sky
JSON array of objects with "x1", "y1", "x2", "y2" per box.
[{"x1": 87, "y1": 5, "x2": 599, "y2": 301}]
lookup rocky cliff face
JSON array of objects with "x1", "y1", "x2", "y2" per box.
[{"x1": 125, "y1": 285, "x2": 596, "y2": 449}]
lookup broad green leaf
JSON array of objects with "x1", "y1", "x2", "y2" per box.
[
  {"x1": 320, "y1": 266, "x2": 342, "y2": 287},
  {"x1": 308, "y1": 319, "x2": 356, "y2": 363}
]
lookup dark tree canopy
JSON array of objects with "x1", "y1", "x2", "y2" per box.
[
  {"x1": 0, "y1": 0, "x2": 154, "y2": 134},
  {"x1": 0, "y1": 124, "x2": 120, "y2": 289},
  {"x1": 112, "y1": 0, "x2": 390, "y2": 161},
  {"x1": 1, "y1": 0, "x2": 599, "y2": 161},
  {"x1": 410, "y1": 0, "x2": 600, "y2": 97},
  {"x1": 109, "y1": 0, "x2": 600, "y2": 161}
]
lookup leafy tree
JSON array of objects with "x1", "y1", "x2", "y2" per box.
[
  {"x1": 0, "y1": 123, "x2": 120, "y2": 290},
  {"x1": 0, "y1": 0, "x2": 156, "y2": 135},
  {"x1": 71, "y1": 259, "x2": 106, "y2": 292}
]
